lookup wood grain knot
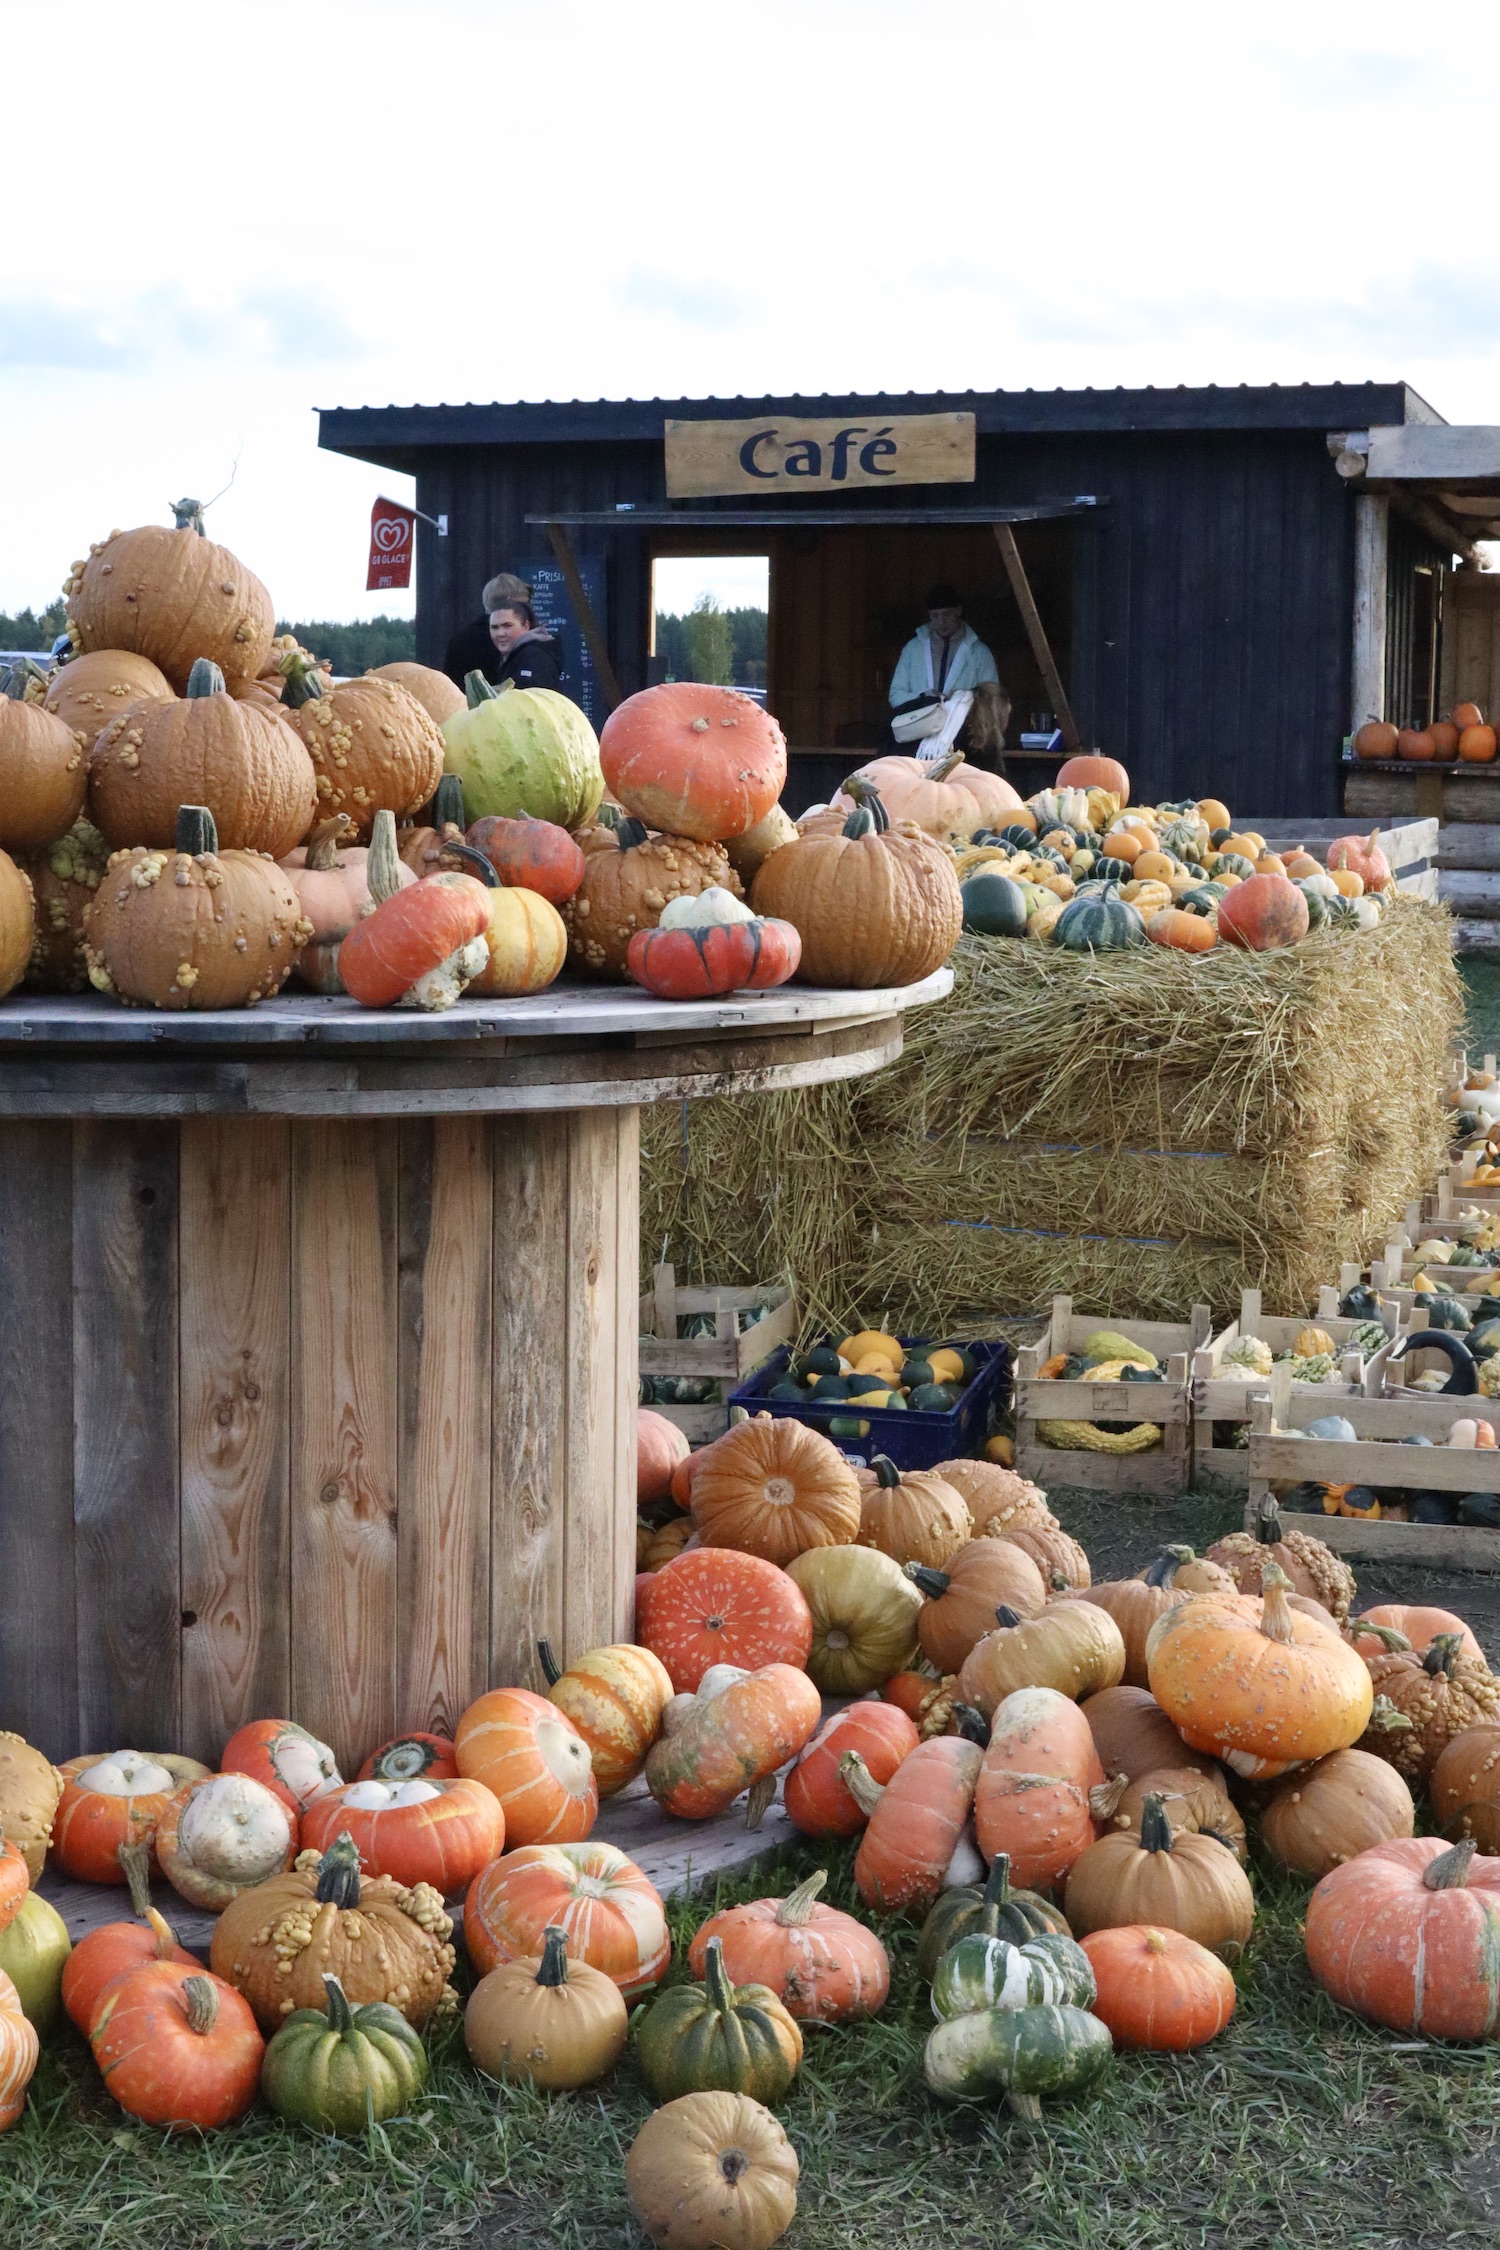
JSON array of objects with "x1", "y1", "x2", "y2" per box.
[
  {"x1": 586, "y1": 1252, "x2": 601, "y2": 1286},
  {"x1": 319, "y1": 1480, "x2": 341, "y2": 1505}
]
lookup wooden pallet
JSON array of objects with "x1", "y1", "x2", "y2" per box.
[
  {"x1": 1015, "y1": 1296, "x2": 1208, "y2": 1496},
  {"x1": 1248, "y1": 816, "x2": 1438, "y2": 900},
  {"x1": 639, "y1": 1262, "x2": 797, "y2": 1441},
  {"x1": 1245, "y1": 1374, "x2": 1500, "y2": 1570},
  {"x1": 1192, "y1": 1286, "x2": 1395, "y2": 1487}
]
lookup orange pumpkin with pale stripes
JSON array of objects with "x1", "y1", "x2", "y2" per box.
[
  {"x1": 464, "y1": 1839, "x2": 670, "y2": 1996},
  {"x1": 454, "y1": 1687, "x2": 597, "y2": 1846}
]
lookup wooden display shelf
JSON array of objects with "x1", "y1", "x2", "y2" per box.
[
  {"x1": 0, "y1": 977, "x2": 949, "y2": 1771},
  {"x1": 1015, "y1": 1295, "x2": 1209, "y2": 1496},
  {"x1": 1192, "y1": 1286, "x2": 1397, "y2": 1488}
]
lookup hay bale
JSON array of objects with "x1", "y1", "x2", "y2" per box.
[{"x1": 641, "y1": 899, "x2": 1462, "y2": 1330}]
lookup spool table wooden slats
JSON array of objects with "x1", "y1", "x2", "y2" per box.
[{"x1": 0, "y1": 977, "x2": 947, "y2": 1772}]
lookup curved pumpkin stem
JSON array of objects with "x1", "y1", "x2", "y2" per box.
[
  {"x1": 906, "y1": 1563, "x2": 951, "y2": 1599},
  {"x1": 465, "y1": 669, "x2": 512, "y2": 706},
  {"x1": 1137, "y1": 1792, "x2": 1175, "y2": 1854},
  {"x1": 1146, "y1": 1544, "x2": 1197, "y2": 1588},
  {"x1": 366, "y1": 811, "x2": 402, "y2": 907},
  {"x1": 773, "y1": 1869, "x2": 828, "y2": 1927},
  {"x1": 170, "y1": 497, "x2": 207, "y2": 534},
  {"x1": 322, "y1": 1974, "x2": 357, "y2": 2033},
  {"x1": 315, "y1": 1833, "x2": 362, "y2": 1909},
  {"x1": 182, "y1": 1975, "x2": 219, "y2": 2036},
  {"x1": 993, "y1": 1605, "x2": 1024, "y2": 1630},
  {"x1": 1424, "y1": 1838, "x2": 1477, "y2": 1890},
  {"x1": 838, "y1": 1750, "x2": 885, "y2": 1818},
  {"x1": 303, "y1": 814, "x2": 355, "y2": 870},
  {"x1": 443, "y1": 840, "x2": 499, "y2": 890},
  {"x1": 1423, "y1": 1633, "x2": 1465, "y2": 1680},
  {"x1": 976, "y1": 1852, "x2": 1017, "y2": 1936},
  {"x1": 176, "y1": 804, "x2": 219, "y2": 858},
  {"x1": 1365, "y1": 1694, "x2": 1414, "y2": 1737},
  {"x1": 744, "y1": 1773, "x2": 777, "y2": 1832},
  {"x1": 871, "y1": 1455, "x2": 902, "y2": 1490},
  {"x1": 278, "y1": 649, "x2": 326, "y2": 709},
  {"x1": 536, "y1": 1639, "x2": 564, "y2": 1688},
  {"x1": 701, "y1": 1936, "x2": 735, "y2": 2015},
  {"x1": 1257, "y1": 1561, "x2": 1296, "y2": 1645},
  {"x1": 1088, "y1": 1773, "x2": 1131, "y2": 1823},
  {"x1": 118, "y1": 1840, "x2": 182, "y2": 1961},
  {"x1": 431, "y1": 774, "x2": 466, "y2": 829},
  {"x1": 1347, "y1": 1622, "x2": 1411, "y2": 1653},
  {"x1": 535, "y1": 1926, "x2": 570, "y2": 1986}
]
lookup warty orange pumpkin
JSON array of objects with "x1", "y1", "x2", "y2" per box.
[
  {"x1": 562, "y1": 818, "x2": 742, "y2": 979},
  {"x1": 0, "y1": 851, "x2": 33, "y2": 1000},
  {"x1": 89, "y1": 658, "x2": 317, "y2": 856},
  {"x1": 750, "y1": 789, "x2": 962, "y2": 989},
  {"x1": 957, "y1": 1601, "x2": 1126, "y2": 1719},
  {"x1": 636, "y1": 1548, "x2": 814, "y2": 1691},
  {"x1": 41, "y1": 648, "x2": 173, "y2": 755},
  {"x1": 1072, "y1": 1546, "x2": 1236, "y2": 1687},
  {"x1": 1431, "y1": 1724, "x2": 1500, "y2": 1853},
  {"x1": 599, "y1": 681, "x2": 787, "y2": 841},
  {"x1": 688, "y1": 1869, "x2": 889, "y2": 2025},
  {"x1": 64, "y1": 510, "x2": 275, "y2": 692},
  {"x1": 1260, "y1": 1748, "x2": 1414, "y2": 1877},
  {"x1": 280, "y1": 655, "x2": 445, "y2": 838},
  {"x1": 1358, "y1": 1633, "x2": 1500, "y2": 1783},
  {"x1": 1080, "y1": 1685, "x2": 1218, "y2": 1784},
  {"x1": 19, "y1": 817, "x2": 109, "y2": 992},
  {"x1": 0, "y1": 665, "x2": 88, "y2": 849}
]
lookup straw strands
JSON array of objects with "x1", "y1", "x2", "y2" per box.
[{"x1": 641, "y1": 900, "x2": 1462, "y2": 1331}]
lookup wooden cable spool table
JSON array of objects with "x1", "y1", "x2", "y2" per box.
[{"x1": 0, "y1": 974, "x2": 948, "y2": 1770}]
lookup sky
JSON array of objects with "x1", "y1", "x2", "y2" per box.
[{"x1": 4, "y1": 0, "x2": 1500, "y2": 623}]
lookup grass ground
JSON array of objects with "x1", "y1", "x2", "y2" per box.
[
  {"x1": 5, "y1": 1483, "x2": 1499, "y2": 2250},
  {"x1": 8, "y1": 978, "x2": 1500, "y2": 2247}
]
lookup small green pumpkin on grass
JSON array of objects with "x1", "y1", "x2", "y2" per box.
[
  {"x1": 260, "y1": 1974, "x2": 428, "y2": 2135},
  {"x1": 924, "y1": 2000, "x2": 1113, "y2": 2116},
  {"x1": 915, "y1": 1853, "x2": 1070, "y2": 1983},
  {"x1": 932, "y1": 1931, "x2": 1096, "y2": 2022},
  {"x1": 635, "y1": 1937, "x2": 803, "y2": 2105}
]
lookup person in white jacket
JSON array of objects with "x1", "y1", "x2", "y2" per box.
[{"x1": 888, "y1": 584, "x2": 1000, "y2": 758}]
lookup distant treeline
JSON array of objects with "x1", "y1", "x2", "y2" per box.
[
  {"x1": 656, "y1": 605, "x2": 767, "y2": 688},
  {"x1": 277, "y1": 618, "x2": 416, "y2": 673},
  {"x1": 0, "y1": 602, "x2": 66, "y2": 650}
]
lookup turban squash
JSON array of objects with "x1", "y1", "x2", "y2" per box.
[
  {"x1": 63, "y1": 510, "x2": 275, "y2": 692},
  {"x1": 464, "y1": 1838, "x2": 670, "y2": 1997},
  {"x1": 750, "y1": 787, "x2": 961, "y2": 988}
]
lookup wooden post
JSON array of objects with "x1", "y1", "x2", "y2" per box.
[
  {"x1": 545, "y1": 522, "x2": 624, "y2": 712},
  {"x1": 1352, "y1": 492, "x2": 1389, "y2": 733},
  {"x1": 992, "y1": 523, "x2": 1081, "y2": 752}
]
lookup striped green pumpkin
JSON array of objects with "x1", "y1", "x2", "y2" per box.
[
  {"x1": 915, "y1": 1854, "x2": 1071, "y2": 1983},
  {"x1": 1054, "y1": 893, "x2": 1146, "y2": 952},
  {"x1": 931, "y1": 1932, "x2": 1096, "y2": 2022},
  {"x1": 924, "y1": 2001, "x2": 1113, "y2": 2115},
  {"x1": 635, "y1": 1937, "x2": 801, "y2": 2105}
]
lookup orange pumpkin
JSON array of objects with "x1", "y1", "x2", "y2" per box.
[
  {"x1": 599, "y1": 682, "x2": 786, "y2": 842},
  {"x1": 688, "y1": 1869, "x2": 889, "y2": 2025},
  {"x1": 220, "y1": 1717, "x2": 341, "y2": 1812},
  {"x1": 1073, "y1": 1547, "x2": 1236, "y2": 1687},
  {"x1": 689, "y1": 1414, "x2": 861, "y2": 1564},
  {"x1": 1353, "y1": 720, "x2": 1398, "y2": 760},
  {"x1": 974, "y1": 1685, "x2": 1104, "y2": 1891},
  {"x1": 857, "y1": 1456, "x2": 971, "y2": 1569},
  {"x1": 1092, "y1": 1767, "x2": 1246, "y2": 1862},
  {"x1": 1431, "y1": 1724, "x2": 1500, "y2": 1853},
  {"x1": 910, "y1": 1537, "x2": 1049, "y2": 1672},
  {"x1": 830, "y1": 751, "x2": 1021, "y2": 842},
  {"x1": 464, "y1": 812, "x2": 587, "y2": 904},
  {"x1": 339, "y1": 862, "x2": 493, "y2": 1008},
  {"x1": 454, "y1": 1688, "x2": 597, "y2": 1846},
  {"x1": 51, "y1": 1752, "x2": 211, "y2": 1883},
  {"x1": 1147, "y1": 907, "x2": 1217, "y2": 954},
  {"x1": 639, "y1": 1408, "x2": 691, "y2": 1507},
  {"x1": 1260, "y1": 1748, "x2": 1415, "y2": 1877},
  {"x1": 644, "y1": 1664, "x2": 821, "y2": 1821},
  {"x1": 783, "y1": 1703, "x2": 920, "y2": 1839},
  {"x1": 1082, "y1": 1926, "x2": 1235, "y2": 2051},
  {"x1": 62, "y1": 1843, "x2": 201, "y2": 2033},
  {"x1": 957, "y1": 1602, "x2": 1126, "y2": 1718},
  {"x1": 847, "y1": 1736, "x2": 984, "y2": 1914},
  {"x1": 464, "y1": 1839, "x2": 670, "y2": 1997},
  {"x1": 0, "y1": 1843, "x2": 25, "y2": 1938},
  {"x1": 1146, "y1": 1564, "x2": 1373, "y2": 1780},
  {"x1": 300, "y1": 1776, "x2": 505, "y2": 1893},
  {"x1": 1460, "y1": 724, "x2": 1499, "y2": 763},
  {"x1": 538, "y1": 1639, "x2": 675, "y2": 1795},
  {"x1": 91, "y1": 1964, "x2": 263, "y2": 2130},
  {"x1": 1305, "y1": 1835, "x2": 1500, "y2": 2036},
  {"x1": 1215, "y1": 872, "x2": 1309, "y2": 952},
  {"x1": 636, "y1": 1549, "x2": 814, "y2": 1691},
  {"x1": 1327, "y1": 831, "x2": 1392, "y2": 892},
  {"x1": 1350, "y1": 1604, "x2": 1484, "y2": 1663},
  {"x1": 1056, "y1": 753, "x2": 1129, "y2": 800},
  {"x1": 0, "y1": 673, "x2": 87, "y2": 850}
]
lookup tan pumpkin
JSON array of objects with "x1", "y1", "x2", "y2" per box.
[
  {"x1": 42, "y1": 649, "x2": 174, "y2": 755},
  {"x1": 464, "y1": 1925, "x2": 628, "y2": 2090},
  {"x1": 209, "y1": 1835, "x2": 455, "y2": 2032},
  {"x1": 1063, "y1": 1791, "x2": 1256, "y2": 1955},
  {"x1": 909, "y1": 1538, "x2": 1049, "y2": 1672},
  {"x1": 857, "y1": 1456, "x2": 971, "y2": 1570},
  {"x1": 626, "y1": 2091, "x2": 799, "y2": 2250},
  {"x1": 0, "y1": 852, "x2": 33, "y2": 1001},
  {"x1": 785, "y1": 1545, "x2": 923, "y2": 1694},
  {"x1": 1205, "y1": 1497, "x2": 1356, "y2": 1623},
  {"x1": 63, "y1": 513, "x2": 275, "y2": 691},
  {"x1": 1430, "y1": 1725, "x2": 1500, "y2": 1852},
  {"x1": 957, "y1": 1603, "x2": 1126, "y2": 1719},
  {"x1": 749, "y1": 794, "x2": 961, "y2": 989},
  {"x1": 1090, "y1": 1767, "x2": 1246, "y2": 1862},
  {"x1": 0, "y1": 1733, "x2": 64, "y2": 1882},
  {"x1": 689, "y1": 1415, "x2": 861, "y2": 1565},
  {"x1": 89, "y1": 658, "x2": 318, "y2": 857},
  {"x1": 1260, "y1": 1748, "x2": 1415, "y2": 1877},
  {"x1": 367, "y1": 661, "x2": 466, "y2": 726},
  {"x1": 1000, "y1": 1519, "x2": 1092, "y2": 1592},
  {"x1": 19, "y1": 818, "x2": 109, "y2": 991},
  {"x1": 279, "y1": 814, "x2": 416, "y2": 992},
  {"x1": 934, "y1": 1460, "x2": 1055, "y2": 1538},
  {"x1": 85, "y1": 804, "x2": 311, "y2": 1010},
  {"x1": 1080, "y1": 1686, "x2": 1219, "y2": 1784},
  {"x1": 0, "y1": 669, "x2": 87, "y2": 850},
  {"x1": 1359, "y1": 1635, "x2": 1500, "y2": 1784},
  {"x1": 279, "y1": 657, "x2": 446, "y2": 839},
  {"x1": 1072, "y1": 1547, "x2": 1236, "y2": 1686},
  {"x1": 563, "y1": 819, "x2": 741, "y2": 979}
]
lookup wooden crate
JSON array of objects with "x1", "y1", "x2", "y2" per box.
[
  {"x1": 1192, "y1": 1286, "x2": 1397, "y2": 1487},
  {"x1": 1245, "y1": 1375, "x2": 1500, "y2": 1571},
  {"x1": 639, "y1": 1263, "x2": 796, "y2": 1441},
  {"x1": 1246, "y1": 817, "x2": 1438, "y2": 901},
  {"x1": 1015, "y1": 1296, "x2": 1209, "y2": 1495}
]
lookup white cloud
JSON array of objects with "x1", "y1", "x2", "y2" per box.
[{"x1": 2, "y1": 0, "x2": 1499, "y2": 615}]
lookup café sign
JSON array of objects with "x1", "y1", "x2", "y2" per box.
[{"x1": 664, "y1": 410, "x2": 976, "y2": 499}]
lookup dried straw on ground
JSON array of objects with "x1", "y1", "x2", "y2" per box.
[{"x1": 641, "y1": 899, "x2": 1462, "y2": 1331}]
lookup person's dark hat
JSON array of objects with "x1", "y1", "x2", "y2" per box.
[{"x1": 926, "y1": 582, "x2": 961, "y2": 609}]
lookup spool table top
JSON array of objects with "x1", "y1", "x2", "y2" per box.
[{"x1": 0, "y1": 971, "x2": 952, "y2": 1117}]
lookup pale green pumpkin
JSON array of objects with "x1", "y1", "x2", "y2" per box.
[
  {"x1": 924, "y1": 2000, "x2": 1113, "y2": 2116},
  {"x1": 931, "y1": 1931, "x2": 1095, "y2": 2022},
  {"x1": 442, "y1": 673, "x2": 604, "y2": 829}
]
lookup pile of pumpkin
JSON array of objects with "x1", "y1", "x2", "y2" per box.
[
  {"x1": 763, "y1": 1326, "x2": 981, "y2": 1423},
  {"x1": 1354, "y1": 702, "x2": 1497, "y2": 764}
]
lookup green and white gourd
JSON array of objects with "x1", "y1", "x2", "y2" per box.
[
  {"x1": 931, "y1": 1931, "x2": 1096, "y2": 2023},
  {"x1": 924, "y1": 2001, "x2": 1113, "y2": 2117}
]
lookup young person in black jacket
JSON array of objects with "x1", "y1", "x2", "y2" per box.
[
  {"x1": 443, "y1": 570, "x2": 533, "y2": 686},
  {"x1": 486, "y1": 600, "x2": 564, "y2": 691}
]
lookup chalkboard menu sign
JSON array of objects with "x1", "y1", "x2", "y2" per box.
[{"x1": 520, "y1": 554, "x2": 607, "y2": 728}]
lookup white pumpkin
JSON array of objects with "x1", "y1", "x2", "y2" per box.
[
  {"x1": 78, "y1": 1753, "x2": 176, "y2": 1797},
  {"x1": 158, "y1": 1771, "x2": 295, "y2": 1909},
  {"x1": 657, "y1": 885, "x2": 756, "y2": 931}
]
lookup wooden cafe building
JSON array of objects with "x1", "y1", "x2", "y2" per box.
[{"x1": 319, "y1": 378, "x2": 1488, "y2": 819}]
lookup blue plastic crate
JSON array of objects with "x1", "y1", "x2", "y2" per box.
[{"x1": 726, "y1": 1337, "x2": 1011, "y2": 1469}]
